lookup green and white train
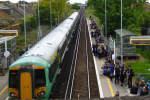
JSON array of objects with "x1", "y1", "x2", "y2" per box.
[{"x1": 8, "y1": 12, "x2": 79, "y2": 100}]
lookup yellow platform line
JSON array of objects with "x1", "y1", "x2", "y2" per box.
[
  {"x1": 101, "y1": 58, "x2": 114, "y2": 97},
  {"x1": 0, "y1": 86, "x2": 8, "y2": 95}
]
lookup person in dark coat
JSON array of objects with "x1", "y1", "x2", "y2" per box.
[
  {"x1": 19, "y1": 49, "x2": 24, "y2": 57},
  {"x1": 130, "y1": 82, "x2": 139, "y2": 94},
  {"x1": 115, "y1": 65, "x2": 120, "y2": 84},
  {"x1": 95, "y1": 43, "x2": 98, "y2": 56},
  {"x1": 140, "y1": 86, "x2": 148, "y2": 96},
  {"x1": 120, "y1": 64, "x2": 127, "y2": 86},
  {"x1": 127, "y1": 65, "x2": 133, "y2": 88},
  {"x1": 106, "y1": 68, "x2": 111, "y2": 77},
  {"x1": 92, "y1": 43, "x2": 96, "y2": 55}
]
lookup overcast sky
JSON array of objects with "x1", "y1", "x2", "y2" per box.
[
  {"x1": 0, "y1": 0, "x2": 149, "y2": 3},
  {"x1": 0, "y1": 0, "x2": 87, "y2": 4}
]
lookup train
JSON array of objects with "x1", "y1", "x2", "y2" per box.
[{"x1": 8, "y1": 12, "x2": 79, "y2": 100}]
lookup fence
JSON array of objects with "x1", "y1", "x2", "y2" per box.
[{"x1": 0, "y1": 53, "x2": 19, "y2": 75}]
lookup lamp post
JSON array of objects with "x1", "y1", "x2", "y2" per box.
[
  {"x1": 57, "y1": 1, "x2": 60, "y2": 24},
  {"x1": 56, "y1": 18, "x2": 57, "y2": 25},
  {"x1": 121, "y1": 0, "x2": 123, "y2": 64},
  {"x1": 50, "y1": 0, "x2": 53, "y2": 28},
  {"x1": 38, "y1": 0, "x2": 41, "y2": 39},
  {"x1": 24, "y1": 0, "x2": 26, "y2": 47},
  {"x1": 105, "y1": 0, "x2": 107, "y2": 45}
]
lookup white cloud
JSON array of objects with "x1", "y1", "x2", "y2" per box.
[{"x1": 69, "y1": 0, "x2": 87, "y2": 4}]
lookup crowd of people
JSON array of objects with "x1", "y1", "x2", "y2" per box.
[
  {"x1": 89, "y1": 15, "x2": 149, "y2": 96},
  {"x1": 19, "y1": 44, "x2": 31, "y2": 57}
]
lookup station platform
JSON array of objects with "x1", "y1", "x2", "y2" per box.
[{"x1": 86, "y1": 19, "x2": 135, "y2": 98}]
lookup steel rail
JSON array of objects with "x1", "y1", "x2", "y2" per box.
[
  {"x1": 69, "y1": 9, "x2": 83, "y2": 99},
  {"x1": 84, "y1": 9, "x2": 91, "y2": 98},
  {"x1": 64, "y1": 9, "x2": 83, "y2": 99}
]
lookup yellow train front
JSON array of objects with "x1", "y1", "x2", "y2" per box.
[
  {"x1": 8, "y1": 12, "x2": 79, "y2": 99},
  {"x1": 8, "y1": 56, "x2": 58, "y2": 99}
]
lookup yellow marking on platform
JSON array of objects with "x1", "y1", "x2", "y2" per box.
[
  {"x1": 0, "y1": 86, "x2": 8, "y2": 95},
  {"x1": 101, "y1": 58, "x2": 114, "y2": 97}
]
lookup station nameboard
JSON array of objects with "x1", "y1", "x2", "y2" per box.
[
  {"x1": 130, "y1": 36, "x2": 150, "y2": 45},
  {"x1": 0, "y1": 30, "x2": 18, "y2": 36}
]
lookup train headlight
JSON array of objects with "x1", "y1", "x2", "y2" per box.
[
  {"x1": 40, "y1": 91, "x2": 45, "y2": 95},
  {"x1": 37, "y1": 91, "x2": 45, "y2": 96},
  {"x1": 10, "y1": 92, "x2": 18, "y2": 97}
]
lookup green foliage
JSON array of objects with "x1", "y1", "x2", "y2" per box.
[
  {"x1": 36, "y1": 0, "x2": 69, "y2": 25},
  {"x1": 126, "y1": 61, "x2": 150, "y2": 73},
  {"x1": 85, "y1": 6, "x2": 101, "y2": 28},
  {"x1": 88, "y1": 0, "x2": 148, "y2": 36},
  {"x1": 124, "y1": 24, "x2": 141, "y2": 36},
  {"x1": 71, "y1": 3, "x2": 79, "y2": 10},
  {"x1": 136, "y1": 47, "x2": 150, "y2": 60},
  {"x1": 19, "y1": 15, "x2": 38, "y2": 32}
]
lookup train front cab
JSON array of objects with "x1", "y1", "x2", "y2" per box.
[{"x1": 9, "y1": 66, "x2": 47, "y2": 99}]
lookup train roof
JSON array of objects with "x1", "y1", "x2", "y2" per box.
[
  {"x1": 9, "y1": 56, "x2": 49, "y2": 69},
  {"x1": 20, "y1": 12, "x2": 79, "y2": 62}
]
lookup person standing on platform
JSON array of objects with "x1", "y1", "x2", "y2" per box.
[
  {"x1": 26, "y1": 44, "x2": 31, "y2": 51},
  {"x1": 120, "y1": 64, "x2": 127, "y2": 86},
  {"x1": 110, "y1": 61, "x2": 114, "y2": 82},
  {"x1": 19, "y1": 49, "x2": 24, "y2": 57},
  {"x1": 128, "y1": 65, "x2": 133, "y2": 88},
  {"x1": 115, "y1": 65, "x2": 120, "y2": 84}
]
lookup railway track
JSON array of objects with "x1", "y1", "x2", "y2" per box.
[{"x1": 51, "y1": 8, "x2": 99, "y2": 99}]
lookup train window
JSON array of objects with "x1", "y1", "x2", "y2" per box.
[
  {"x1": 35, "y1": 69, "x2": 46, "y2": 87},
  {"x1": 59, "y1": 39, "x2": 67, "y2": 59},
  {"x1": 49, "y1": 68, "x2": 52, "y2": 82},
  {"x1": 9, "y1": 70, "x2": 18, "y2": 88},
  {"x1": 49, "y1": 56, "x2": 58, "y2": 83}
]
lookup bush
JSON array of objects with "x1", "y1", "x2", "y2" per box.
[{"x1": 19, "y1": 15, "x2": 38, "y2": 32}]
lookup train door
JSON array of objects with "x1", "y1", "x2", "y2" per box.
[
  {"x1": 20, "y1": 73, "x2": 32, "y2": 99},
  {"x1": 18, "y1": 66, "x2": 35, "y2": 99}
]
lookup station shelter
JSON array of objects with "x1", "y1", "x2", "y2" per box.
[{"x1": 114, "y1": 29, "x2": 137, "y2": 57}]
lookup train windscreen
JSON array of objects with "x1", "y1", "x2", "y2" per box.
[
  {"x1": 35, "y1": 69, "x2": 46, "y2": 87},
  {"x1": 9, "y1": 70, "x2": 18, "y2": 88}
]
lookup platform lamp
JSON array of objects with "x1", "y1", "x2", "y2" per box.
[
  {"x1": 38, "y1": 0, "x2": 42, "y2": 39},
  {"x1": 50, "y1": 0, "x2": 54, "y2": 28},
  {"x1": 121, "y1": 0, "x2": 123, "y2": 64},
  {"x1": 24, "y1": 0, "x2": 26, "y2": 47},
  {"x1": 105, "y1": 0, "x2": 107, "y2": 45},
  {"x1": 57, "y1": 0, "x2": 60, "y2": 24}
]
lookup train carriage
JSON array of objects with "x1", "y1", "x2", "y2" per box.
[{"x1": 8, "y1": 12, "x2": 79, "y2": 100}]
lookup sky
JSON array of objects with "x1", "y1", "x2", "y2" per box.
[
  {"x1": 0, "y1": 0, "x2": 149, "y2": 4},
  {"x1": 0, "y1": 0, "x2": 87, "y2": 4}
]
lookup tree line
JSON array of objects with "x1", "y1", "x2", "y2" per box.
[
  {"x1": 20, "y1": 0, "x2": 69, "y2": 32},
  {"x1": 87, "y1": 0, "x2": 150, "y2": 36}
]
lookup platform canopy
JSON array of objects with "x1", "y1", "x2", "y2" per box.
[
  {"x1": 0, "y1": 36, "x2": 17, "y2": 44},
  {"x1": 114, "y1": 29, "x2": 137, "y2": 38},
  {"x1": 78, "y1": 4, "x2": 87, "y2": 7}
]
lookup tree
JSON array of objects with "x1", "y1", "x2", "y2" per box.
[
  {"x1": 89, "y1": 0, "x2": 147, "y2": 36},
  {"x1": 71, "y1": 3, "x2": 79, "y2": 10},
  {"x1": 19, "y1": 15, "x2": 38, "y2": 32},
  {"x1": 36, "y1": 0, "x2": 69, "y2": 25}
]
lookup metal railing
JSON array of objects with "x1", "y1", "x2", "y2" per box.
[{"x1": 0, "y1": 53, "x2": 19, "y2": 75}]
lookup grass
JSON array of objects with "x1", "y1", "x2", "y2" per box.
[
  {"x1": 126, "y1": 61, "x2": 150, "y2": 81},
  {"x1": 136, "y1": 47, "x2": 150, "y2": 60},
  {"x1": 16, "y1": 25, "x2": 50, "y2": 52},
  {"x1": 126, "y1": 61, "x2": 150, "y2": 73},
  {"x1": 67, "y1": 9, "x2": 76, "y2": 16}
]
